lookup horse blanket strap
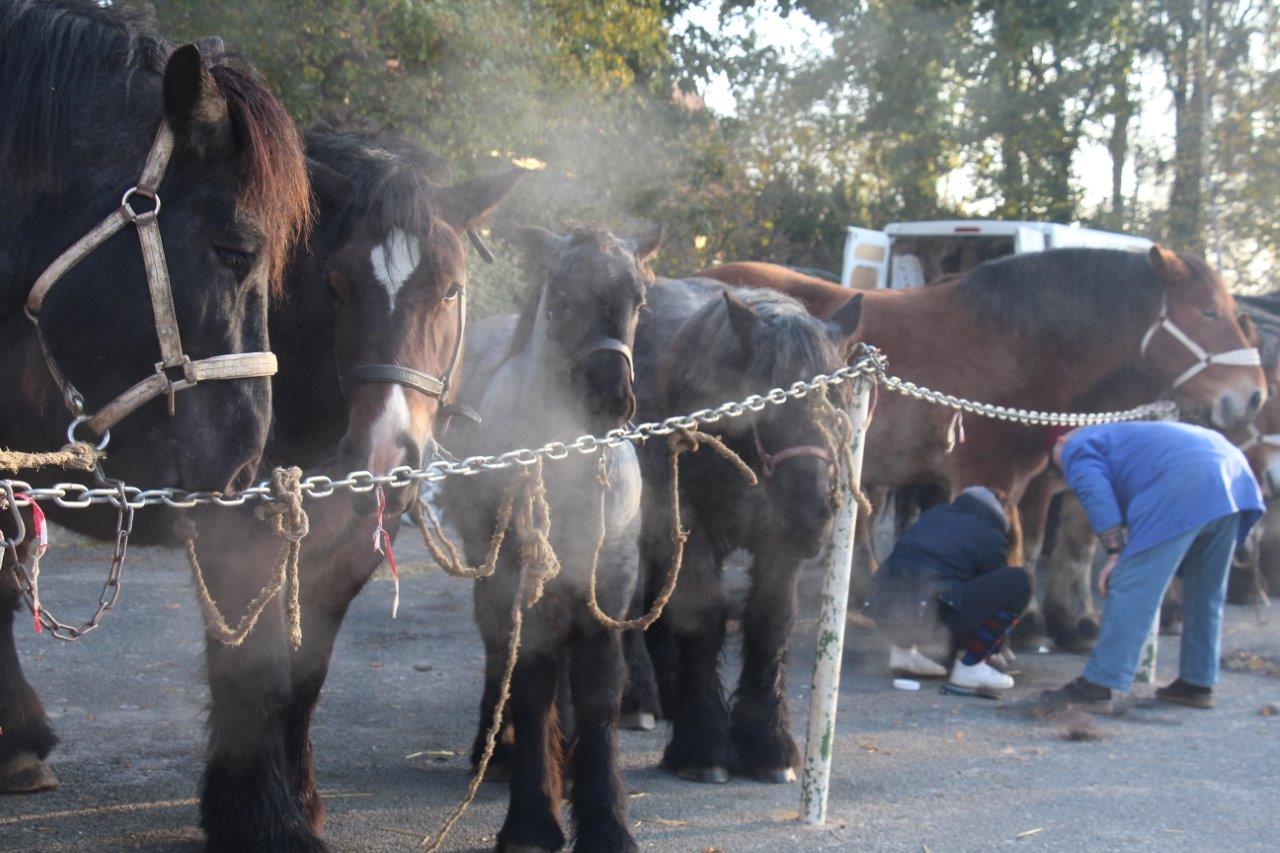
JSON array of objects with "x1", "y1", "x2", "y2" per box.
[
  {"x1": 750, "y1": 421, "x2": 831, "y2": 478},
  {"x1": 339, "y1": 364, "x2": 446, "y2": 399},
  {"x1": 573, "y1": 337, "x2": 634, "y2": 380},
  {"x1": 25, "y1": 121, "x2": 278, "y2": 436},
  {"x1": 1238, "y1": 423, "x2": 1280, "y2": 452},
  {"x1": 1140, "y1": 300, "x2": 1261, "y2": 389}
]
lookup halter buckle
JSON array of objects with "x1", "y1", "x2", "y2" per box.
[
  {"x1": 156, "y1": 356, "x2": 196, "y2": 417},
  {"x1": 120, "y1": 186, "x2": 161, "y2": 223}
]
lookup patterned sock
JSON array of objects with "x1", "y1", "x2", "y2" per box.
[{"x1": 961, "y1": 608, "x2": 1018, "y2": 666}]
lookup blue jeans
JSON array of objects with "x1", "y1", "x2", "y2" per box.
[{"x1": 1083, "y1": 513, "x2": 1240, "y2": 692}]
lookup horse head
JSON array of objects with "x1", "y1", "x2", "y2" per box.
[
  {"x1": 303, "y1": 136, "x2": 523, "y2": 512},
  {"x1": 508, "y1": 226, "x2": 659, "y2": 435},
  {"x1": 1141, "y1": 245, "x2": 1265, "y2": 429},
  {"x1": 707, "y1": 289, "x2": 862, "y2": 559}
]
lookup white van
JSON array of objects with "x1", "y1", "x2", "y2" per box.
[{"x1": 841, "y1": 220, "x2": 1153, "y2": 291}]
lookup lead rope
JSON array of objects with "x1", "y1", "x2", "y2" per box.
[
  {"x1": 182, "y1": 466, "x2": 308, "y2": 650},
  {"x1": 808, "y1": 382, "x2": 874, "y2": 516},
  {"x1": 372, "y1": 485, "x2": 400, "y2": 618},
  {"x1": 0, "y1": 442, "x2": 101, "y2": 474},
  {"x1": 583, "y1": 429, "x2": 754, "y2": 631},
  {"x1": 422, "y1": 461, "x2": 561, "y2": 853}
]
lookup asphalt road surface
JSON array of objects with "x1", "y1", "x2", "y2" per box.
[{"x1": 2, "y1": 527, "x2": 1278, "y2": 851}]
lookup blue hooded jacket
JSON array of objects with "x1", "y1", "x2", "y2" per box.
[{"x1": 1060, "y1": 421, "x2": 1263, "y2": 557}]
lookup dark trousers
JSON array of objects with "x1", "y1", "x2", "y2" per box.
[
  {"x1": 943, "y1": 567, "x2": 1032, "y2": 661},
  {"x1": 879, "y1": 567, "x2": 1032, "y2": 658}
]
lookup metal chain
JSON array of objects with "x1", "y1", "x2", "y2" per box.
[
  {"x1": 1, "y1": 481, "x2": 132, "y2": 641},
  {"x1": 0, "y1": 346, "x2": 1176, "y2": 510}
]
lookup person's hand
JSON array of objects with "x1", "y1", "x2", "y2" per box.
[{"x1": 1097, "y1": 553, "x2": 1119, "y2": 596}]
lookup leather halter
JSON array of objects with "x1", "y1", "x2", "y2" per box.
[
  {"x1": 572, "y1": 336, "x2": 634, "y2": 380},
  {"x1": 1237, "y1": 422, "x2": 1280, "y2": 452},
  {"x1": 750, "y1": 421, "x2": 831, "y2": 478},
  {"x1": 24, "y1": 121, "x2": 278, "y2": 443},
  {"x1": 1140, "y1": 300, "x2": 1261, "y2": 389}
]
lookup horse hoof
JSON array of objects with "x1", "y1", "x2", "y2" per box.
[
  {"x1": 0, "y1": 752, "x2": 59, "y2": 794},
  {"x1": 674, "y1": 765, "x2": 729, "y2": 784},
  {"x1": 619, "y1": 711, "x2": 656, "y2": 731},
  {"x1": 745, "y1": 767, "x2": 797, "y2": 784}
]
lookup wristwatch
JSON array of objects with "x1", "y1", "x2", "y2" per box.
[{"x1": 1100, "y1": 524, "x2": 1128, "y2": 556}]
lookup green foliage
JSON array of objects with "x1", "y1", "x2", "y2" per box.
[{"x1": 136, "y1": 0, "x2": 1280, "y2": 294}]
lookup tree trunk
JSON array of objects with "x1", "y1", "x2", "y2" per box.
[{"x1": 1167, "y1": 0, "x2": 1205, "y2": 254}]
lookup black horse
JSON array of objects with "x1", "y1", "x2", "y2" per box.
[
  {"x1": 0, "y1": 0, "x2": 309, "y2": 795},
  {"x1": 188, "y1": 127, "x2": 522, "y2": 850},
  {"x1": 443, "y1": 226, "x2": 658, "y2": 852},
  {"x1": 621, "y1": 278, "x2": 862, "y2": 784}
]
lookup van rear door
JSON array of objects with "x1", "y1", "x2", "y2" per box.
[{"x1": 841, "y1": 227, "x2": 890, "y2": 289}]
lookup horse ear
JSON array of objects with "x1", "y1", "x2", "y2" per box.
[
  {"x1": 827, "y1": 293, "x2": 863, "y2": 339},
  {"x1": 722, "y1": 291, "x2": 759, "y2": 349},
  {"x1": 163, "y1": 44, "x2": 231, "y2": 156},
  {"x1": 630, "y1": 225, "x2": 665, "y2": 264},
  {"x1": 508, "y1": 225, "x2": 563, "y2": 266},
  {"x1": 437, "y1": 167, "x2": 527, "y2": 230},
  {"x1": 1148, "y1": 244, "x2": 1192, "y2": 284},
  {"x1": 306, "y1": 158, "x2": 354, "y2": 211},
  {"x1": 1238, "y1": 312, "x2": 1259, "y2": 346}
]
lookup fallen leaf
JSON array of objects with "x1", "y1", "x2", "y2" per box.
[
  {"x1": 650, "y1": 817, "x2": 689, "y2": 827},
  {"x1": 1016, "y1": 827, "x2": 1044, "y2": 840},
  {"x1": 1259, "y1": 703, "x2": 1279, "y2": 716}
]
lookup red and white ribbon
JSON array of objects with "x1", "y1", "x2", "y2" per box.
[{"x1": 373, "y1": 486, "x2": 400, "y2": 618}]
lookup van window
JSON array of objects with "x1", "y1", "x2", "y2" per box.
[{"x1": 890, "y1": 235, "x2": 1016, "y2": 287}]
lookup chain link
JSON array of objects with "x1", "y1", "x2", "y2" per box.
[{"x1": 0, "y1": 347, "x2": 1176, "y2": 510}]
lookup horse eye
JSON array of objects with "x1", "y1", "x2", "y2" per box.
[
  {"x1": 1201, "y1": 308, "x2": 1220, "y2": 320},
  {"x1": 214, "y1": 245, "x2": 254, "y2": 275},
  {"x1": 443, "y1": 285, "x2": 462, "y2": 302}
]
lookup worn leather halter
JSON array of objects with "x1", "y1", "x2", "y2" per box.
[
  {"x1": 750, "y1": 420, "x2": 831, "y2": 478},
  {"x1": 25, "y1": 121, "x2": 279, "y2": 444},
  {"x1": 1140, "y1": 300, "x2": 1261, "y2": 389}
]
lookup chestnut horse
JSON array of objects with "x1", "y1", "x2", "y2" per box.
[{"x1": 699, "y1": 251, "x2": 1265, "y2": 641}]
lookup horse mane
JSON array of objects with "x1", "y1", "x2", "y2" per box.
[
  {"x1": 954, "y1": 248, "x2": 1162, "y2": 351},
  {"x1": 1, "y1": 0, "x2": 310, "y2": 290},
  {"x1": 661, "y1": 284, "x2": 847, "y2": 412},
  {"x1": 304, "y1": 124, "x2": 455, "y2": 281},
  {"x1": 506, "y1": 227, "x2": 654, "y2": 362}
]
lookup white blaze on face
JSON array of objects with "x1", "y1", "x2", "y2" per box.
[
  {"x1": 369, "y1": 385, "x2": 410, "y2": 474},
  {"x1": 369, "y1": 228, "x2": 421, "y2": 305}
]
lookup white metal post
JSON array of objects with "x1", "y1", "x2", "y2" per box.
[{"x1": 800, "y1": 377, "x2": 872, "y2": 825}]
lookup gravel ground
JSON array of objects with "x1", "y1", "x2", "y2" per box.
[{"x1": 1, "y1": 527, "x2": 1278, "y2": 852}]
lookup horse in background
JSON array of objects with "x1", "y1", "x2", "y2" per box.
[
  {"x1": 187, "y1": 127, "x2": 522, "y2": 849},
  {"x1": 699, "y1": 250, "x2": 1265, "y2": 643},
  {"x1": 621, "y1": 279, "x2": 862, "y2": 786},
  {"x1": 0, "y1": 0, "x2": 309, "y2": 796},
  {"x1": 442, "y1": 226, "x2": 656, "y2": 852}
]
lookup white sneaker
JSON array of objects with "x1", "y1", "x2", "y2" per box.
[
  {"x1": 949, "y1": 658, "x2": 1015, "y2": 691},
  {"x1": 889, "y1": 645, "x2": 948, "y2": 678}
]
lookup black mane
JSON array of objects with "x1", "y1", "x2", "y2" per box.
[
  {"x1": 0, "y1": 0, "x2": 168, "y2": 175},
  {"x1": 955, "y1": 248, "x2": 1162, "y2": 350},
  {"x1": 304, "y1": 125, "x2": 449, "y2": 253}
]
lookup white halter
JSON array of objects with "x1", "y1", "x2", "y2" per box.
[
  {"x1": 1140, "y1": 300, "x2": 1261, "y2": 389},
  {"x1": 1237, "y1": 422, "x2": 1280, "y2": 452}
]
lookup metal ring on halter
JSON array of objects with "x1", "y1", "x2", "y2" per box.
[
  {"x1": 67, "y1": 416, "x2": 111, "y2": 451},
  {"x1": 120, "y1": 186, "x2": 161, "y2": 223}
]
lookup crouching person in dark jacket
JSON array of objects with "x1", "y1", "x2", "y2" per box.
[{"x1": 865, "y1": 485, "x2": 1032, "y2": 692}]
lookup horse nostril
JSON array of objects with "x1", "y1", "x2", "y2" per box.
[{"x1": 1249, "y1": 390, "x2": 1263, "y2": 414}]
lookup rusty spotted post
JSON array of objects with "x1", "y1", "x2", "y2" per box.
[
  {"x1": 800, "y1": 376, "x2": 872, "y2": 825},
  {"x1": 1135, "y1": 614, "x2": 1159, "y2": 684}
]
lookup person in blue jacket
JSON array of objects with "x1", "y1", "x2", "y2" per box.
[
  {"x1": 865, "y1": 485, "x2": 1032, "y2": 692},
  {"x1": 1042, "y1": 421, "x2": 1264, "y2": 711}
]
